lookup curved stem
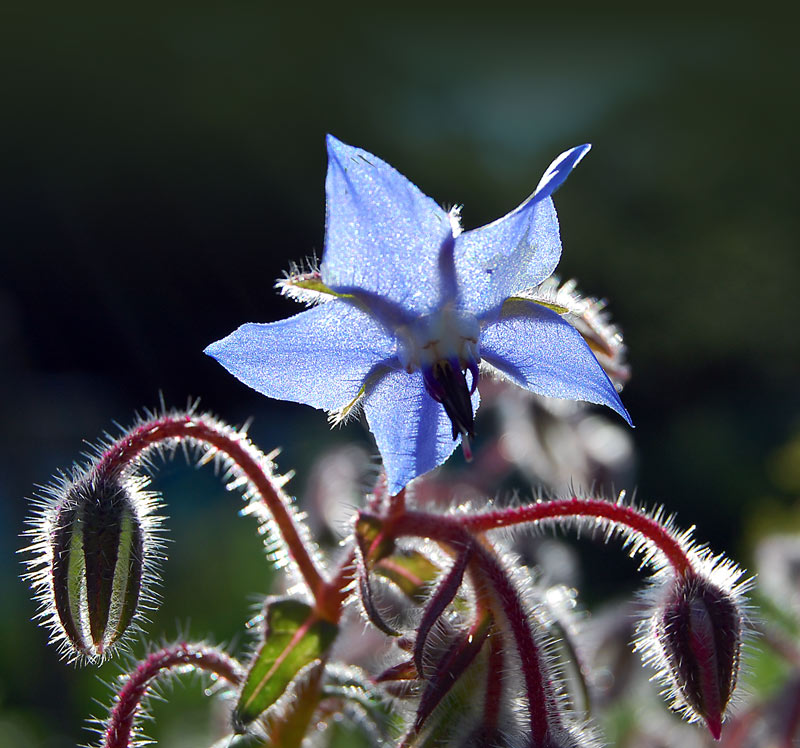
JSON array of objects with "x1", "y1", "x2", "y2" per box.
[
  {"x1": 90, "y1": 413, "x2": 327, "y2": 608},
  {"x1": 103, "y1": 642, "x2": 243, "y2": 748},
  {"x1": 460, "y1": 497, "x2": 694, "y2": 577}
]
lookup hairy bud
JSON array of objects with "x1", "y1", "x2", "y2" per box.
[
  {"x1": 24, "y1": 472, "x2": 162, "y2": 663},
  {"x1": 644, "y1": 572, "x2": 744, "y2": 739}
]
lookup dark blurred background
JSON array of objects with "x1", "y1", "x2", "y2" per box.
[{"x1": 1, "y1": 5, "x2": 798, "y2": 746}]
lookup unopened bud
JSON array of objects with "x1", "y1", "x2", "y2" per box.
[
  {"x1": 25, "y1": 472, "x2": 160, "y2": 662},
  {"x1": 654, "y1": 573, "x2": 743, "y2": 739}
]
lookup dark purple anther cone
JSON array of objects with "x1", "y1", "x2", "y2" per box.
[{"x1": 422, "y1": 358, "x2": 476, "y2": 442}]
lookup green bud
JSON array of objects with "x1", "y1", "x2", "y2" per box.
[
  {"x1": 25, "y1": 472, "x2": 161, "y2": 663},
  {"x1": 51, "y1": 476, "x2": 145, "y2": 659}
]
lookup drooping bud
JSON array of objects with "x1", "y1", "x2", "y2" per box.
[
  {"x1": 647, "y1": 572, "x2": 744, "y2": 740},
  {"x1": 24, "y1": 472, "x2": 160, "y2": 663}
]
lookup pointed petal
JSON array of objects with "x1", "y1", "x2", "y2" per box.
[
  {"x1": 204, "y1": 301, "x2": 395, "y2": 412},
  {"x1": 454, "y1": 145, "x2": 590, "y2": 318},
  {"x1": 480, "y1": 301, "x2": 632, "y2": 425},
  {"x1": 321, "y1": 135, "x2": 452, "y2": 315},
  {"x1": 363, "y1": 370, "x2": 480, "y2": 495},
  {"x1": 532, "y1": 143, "x2": 591, "y2": 203}
]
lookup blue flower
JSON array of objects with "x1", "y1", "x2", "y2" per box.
[{"x1": 205, "y1": 136, "x2": 632, "y2": 495}]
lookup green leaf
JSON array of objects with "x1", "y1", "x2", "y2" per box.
[
  {"x1": 374, "y1": 550, "x2": 440, "y2": 603},
  {"x1": 276, "y1": 271, "x2": 354, "y2": 306},
  {"x1": 321, "y1": 683, "x2": 391, "y2": 743},
  {"x1": 233, "y1": 599, "x2": 338, "y2": 731},
  {"x1": 286, "y1": 275, "x2": 352, "y2": 300}
]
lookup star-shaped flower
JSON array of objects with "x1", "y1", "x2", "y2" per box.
[{"x1": 205, "y1": 136, "x2": 632, "y2": 494}]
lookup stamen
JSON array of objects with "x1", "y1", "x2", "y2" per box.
[{"x1": 422, "y1": 359, "x2": 476, "y2": 444}]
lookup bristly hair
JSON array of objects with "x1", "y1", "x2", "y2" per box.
[
  {"x1": 275, "y1": 255, "x2": 340, "y2": 307},
  {"x1": 326, "y1": 364, "x2": 390, "y2": 428},
  {"x1": 84, "y1": 639, "x2": 243, "y2": 748}
]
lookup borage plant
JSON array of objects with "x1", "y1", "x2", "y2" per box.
[{"x1": 23, "y1": 138, "x2": 750, "y2": 747}]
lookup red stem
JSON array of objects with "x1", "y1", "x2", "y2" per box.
[
  {"x1": 316, "y1": 474, "x2": 394, "y2": 621},
  {"x1": 103, "y1": 642, "x2": 243, "y2": 748},
  {"x1": 460, "y1": 497, "x2": 694, "y2": 577},
  {"x1": 90, "y1": 414, "x2": 328, "y2": 610}
]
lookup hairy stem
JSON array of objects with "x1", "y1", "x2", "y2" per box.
[
  {"x1": 103, "y1": 642, "x2": 243, "y2": 748},
  {"x1": 460, "y1": 497, "x2": 694, "y2": 577},
  {"x1": 90, "y1": 413, "x2": 328, "y2": 610}
]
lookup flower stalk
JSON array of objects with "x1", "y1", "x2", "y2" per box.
[
  {"x1": 103, "y1": 642, "x2": 243, "y2": 748},
  {"x1": 460, "y1": 496, "x2": 694, "y2": 578},
  {"x1": 91, "y1": 413, "x2": 328, "y2": 606}
]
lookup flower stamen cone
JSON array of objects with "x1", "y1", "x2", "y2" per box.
[{"x1": 423, "y1": 358, "x2": 476, "y2": 450}]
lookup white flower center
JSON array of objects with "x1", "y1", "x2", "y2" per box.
[{"x1": 397, "y1": 307, "x2": 479, "y2": 373}]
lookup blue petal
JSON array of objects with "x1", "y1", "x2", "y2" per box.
[
  {"x1": 531, "y1": 144, "x2": 591, "y2": 203},
  {"x1": 321, "y1": 135, "x2": 452, "y2": 316},
  {"x1": 204, "y1": 300, "x2": 396, "y2": 412},
  {"x1": 453, "y1": 145, "x2": 591, "y2": 319},
  {"x1": 479, "y1": 301, "x2": 632, "y2": 425},
  {"x1": 363, "y1": 369, "x2": 480, "y2": 495}
]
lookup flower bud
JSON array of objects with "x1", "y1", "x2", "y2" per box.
[
  {"x1": 25, "y1": 472, "x2": 159, "y2": 662},
  {"x1": 652, "y1": 573, "x2": 743, "y2": 739}
]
